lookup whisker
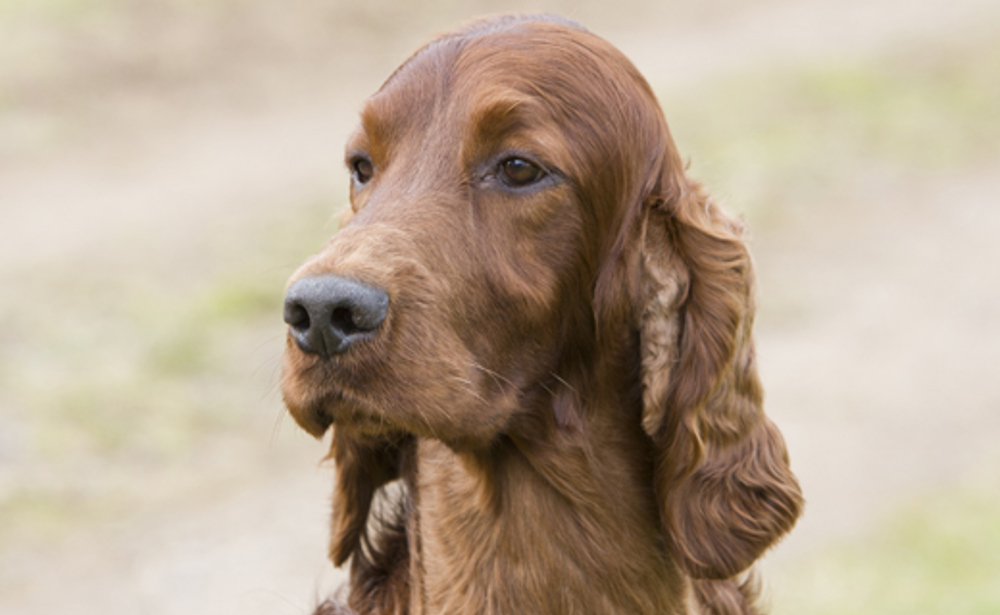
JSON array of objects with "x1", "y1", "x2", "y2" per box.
[
  {"x1": 260, "y1": 359, "x2": 285, "y2": 402},
  {"x1": 469, "y1": 361, "x2": 516, "y2": 390},
  {"x1": 450, "y1": 376, "x2": 490, "y2": 407},
  {"x1": 550, "y1": 372, "x2": 580, "y2": 398},
  {"x1": 415, "y1": 407, "x2": 436, "y2": 437},
  {"x1": 270, "y1": 407, "x2": 287, "y2": 449}
]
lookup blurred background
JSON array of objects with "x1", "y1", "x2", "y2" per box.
[{"x1": 1, "y1": 0, "x2": 999, "y2": 613}]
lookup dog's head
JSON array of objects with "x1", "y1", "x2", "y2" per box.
[
  {"x1": 281, "y1": 15, "x2": 661, "y2": 446},
  {"x1": 281, "y1": 14, "x2": 801, "y2": 578}
]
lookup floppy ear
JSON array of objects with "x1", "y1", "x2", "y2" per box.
[
  {"x1": 326, "y1": 428, "x2": 403, "y2": 566},
  {"x1": 636, "y1": 179, "x2": 803, "y2": 580}
]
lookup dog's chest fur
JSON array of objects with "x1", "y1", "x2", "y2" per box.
[{"x1": 405, "y1": 434, "x2": 690, "y2": 615}]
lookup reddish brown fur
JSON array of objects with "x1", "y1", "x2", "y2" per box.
[{"x1": 281, "y1": 14, "x2": 802, "y2": 615}]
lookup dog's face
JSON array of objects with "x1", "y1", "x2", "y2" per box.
[{"x1": 281, "y1": 19, "x2": 670, "y2": 447}]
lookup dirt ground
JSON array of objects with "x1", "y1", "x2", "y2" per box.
[{"x1": 2, "y1": 0, "x2": 999, "y2": 613}]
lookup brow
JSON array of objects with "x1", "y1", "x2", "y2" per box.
[{"x1": 468, "y1": 92, "x2": 548, "y2": 148}]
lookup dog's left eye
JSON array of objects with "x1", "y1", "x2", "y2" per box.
[
  {"x1": 350, "y1": 156, "x2": 375, "y2": 185},
  {"x1": 500, "y1": 157, "x2": 545, "y2": 187}
]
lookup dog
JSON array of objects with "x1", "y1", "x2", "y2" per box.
[{"x1": 281, "y1": 14, "x2": 802, "y2": 615}]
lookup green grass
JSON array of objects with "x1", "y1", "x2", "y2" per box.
[
  {"x1": 661, "y1": 26, "x2": 1000, "y2": 222},
  {"x1": 0, "y1": 488, "x2": 106, "y2": 544},
  {"x1": 0, "y1": 195, "x2": 339, "y2": 545},
  {"x1": 771, "y1": 486, "x2": 1000, "y2": 615}
]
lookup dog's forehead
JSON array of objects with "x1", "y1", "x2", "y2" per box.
[{"x1": 359, "y1": 21, "x2": 638, "y2": 146}]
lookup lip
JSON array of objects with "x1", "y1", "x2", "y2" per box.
[
  {"x1": 290, "y1": 399, "x2": 334, "y2": 438},
  {"x1": 282, "y1": 353, "x2": 395, "y2": 438},
  {"x1": 286, "y1": 389, "x2": 395, "y2": 439}
]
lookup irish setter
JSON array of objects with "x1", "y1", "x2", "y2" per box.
[{"x1": 281, "y1": 14, "x2": 802, "y2": 615}]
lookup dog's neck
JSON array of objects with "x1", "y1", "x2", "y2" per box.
[{"x1": 403, "y1": 360, "x2": 692, "y2": 615}]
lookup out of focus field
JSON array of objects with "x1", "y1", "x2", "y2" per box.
[{"x1": 2, "y1": 1, "x2": 999, "y2": 613}]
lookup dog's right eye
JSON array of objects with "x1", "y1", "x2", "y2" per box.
[
  {"x1": 350, "y1": 156, "x2": 375, "y2": 185},
  {"x1": 500, "y1": 157, "x2": 546, "y2": 188}
]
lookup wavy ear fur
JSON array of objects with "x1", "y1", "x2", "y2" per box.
[
  {"x1": 637, "y1": 179, "x2": 803, "y2": 580},
  {"x1": 327, "y1": 428, "x2": 404, "y2": 566}
]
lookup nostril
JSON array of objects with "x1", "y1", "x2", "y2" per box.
[
  {"x1": 285, "y1": 302, "x2": 311, "y2": 331},
  {"x1": 331, "y1": 305, "x2": 360, "y2": 336},
  {"x1": 338, "y1": 293, "x2": 388, "y2": 333}
]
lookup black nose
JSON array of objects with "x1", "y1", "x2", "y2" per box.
[{"x1": 283, "y1": 275, "x2": 389, "y2": 358}]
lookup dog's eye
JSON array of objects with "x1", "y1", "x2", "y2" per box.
[
  {"x1": 500, "y1": 157, "x2": 545, "y2": 187},
  {"x1": 350, "y1": 156, "x2": 375, "y2": 185}
]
